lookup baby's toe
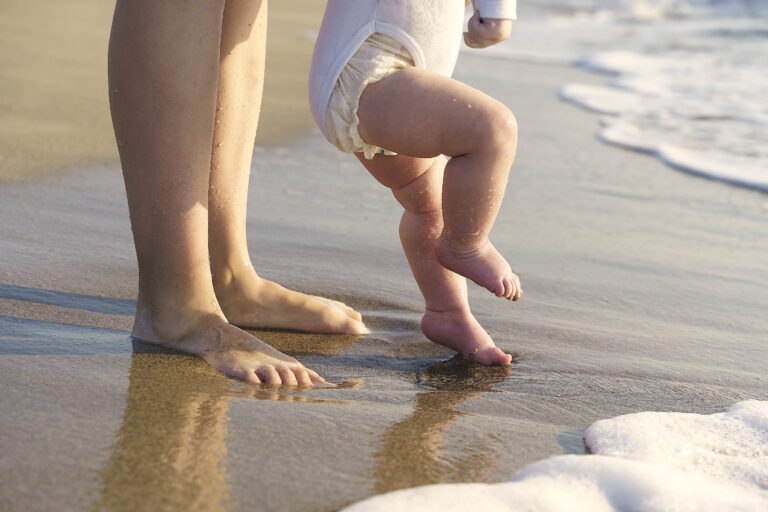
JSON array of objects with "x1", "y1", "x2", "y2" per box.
[
  {"x1": 475, "y1": 346, "x2": 511, "y2": 365},
  {"x1": 501, "y1": 277, "x2": 514, "y2": 299}
]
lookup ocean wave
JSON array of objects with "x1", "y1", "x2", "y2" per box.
[
  {"x1": 474, "y1": 0, "x2": 768, "y2": 192},
  {"x1": 560, "y1": 45, "x2": 768, "y2": 191},
  {"x1": 342, "y1": 400, "x2": 768, "y2": 512},
  {"x1": 535, "y1": 0, "x2": 768, "y2": 20}
]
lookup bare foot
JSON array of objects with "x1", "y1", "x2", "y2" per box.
[
  {"x1": 213, "y1": 265, "x2": 368, "y2": 334},
  {"x1": 421, "y1": 308, "x2": 512, "y2": 365},
  {"x1": 434, "y1": 235, "x2": 522, "y2": 300},
  {"x1": 133, "y1": 312, "x2": 325, "y2": 386}
]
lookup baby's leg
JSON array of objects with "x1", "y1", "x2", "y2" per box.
[
  {"x1": 357, "y1": 152, "x2": 511, "y2": 365},
  {"x1": 358, "y1": 67, "x2": 522, "y2": 300}
]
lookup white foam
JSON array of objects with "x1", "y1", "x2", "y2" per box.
[
  {"x1": 559, "y1": 42, "x2": 768, "y2": 190},
  {"x1": 600, "y1": 122, "x2": 768, "y2": 191},
  {"x1": 342, "y1": 401, "x2": 768, "y2": 512},
  {"x1": 467, "y1": 1, "x2": 768, "y2": 192}
]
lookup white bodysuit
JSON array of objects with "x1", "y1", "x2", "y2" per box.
[{"x1": 309, "y1": 0, "x2": 517, "y2": 156}]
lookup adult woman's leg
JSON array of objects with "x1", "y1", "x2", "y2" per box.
[
  {"x1": 208, "y1": 0, "x2": 366, "y2": 335},
  {"x1": 109, "y1": 0, "x2": 322, "y2": 386}
]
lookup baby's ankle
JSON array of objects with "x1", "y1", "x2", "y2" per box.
[
  {"x1": 435, "y1": 232, "x2": 489, "y2": 258},
  {"x1": 425, "y1": 305, "x2": 471, "y2": 316}
]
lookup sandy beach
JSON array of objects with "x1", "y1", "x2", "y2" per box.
[
  {"x1": 1, "y1": 2, "x2": 768, "y2": 512},
  {"x1": 0, "y1": 0, "x2": 324, "y2": 183}
]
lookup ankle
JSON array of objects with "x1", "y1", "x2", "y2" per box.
[
  {"x1": 436, "y1": 232, "x2": 489, "y2": 257},
  {"x1": 425, "y1": 305, "x2": 471, "y2": 317},
  {"x1": 211, "y1": 256, "x2": 257, "y2": 290},
  {"x1": 134, "y1": 293, "x2": 225, "y2": 342}
]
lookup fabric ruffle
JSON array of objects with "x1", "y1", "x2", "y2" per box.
[{"x1": 325, "y1": 33, "x2": 414, "y2": 160}]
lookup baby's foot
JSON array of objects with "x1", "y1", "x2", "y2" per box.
[
  {"x1": 435, "y1": 235, "x2": 522, "y2": 300},
  {"x1": 421, "y1": 308, "x2": 512, "y2": 365}
]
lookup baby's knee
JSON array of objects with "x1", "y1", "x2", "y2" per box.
[
  {"x1": 494, "y1": 103, "x2": 518, "y2": 148},
  {"x1": 474, "y1": 101, "x2": 518, "y2": 160}
]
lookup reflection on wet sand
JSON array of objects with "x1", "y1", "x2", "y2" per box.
[
  {"x1": 96, "y1": 332, "x2": 512, "y2": 510},
  {"x1": 96, "y1": 342, "x2": 345, "y2": 512},
  {"x1": 373, "y1": 356, "x2": 514, "y2": 494}
]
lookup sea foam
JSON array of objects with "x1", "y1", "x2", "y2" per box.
[
  {"x1": 342, "y1": 401, "x2": 768, "y2": 511},
  {"x1": 561, "y1": 46, "x2": 768, "y2": 192},
  {"x1": 466, "y1": 0, "x2": 768, "y2": 192}
]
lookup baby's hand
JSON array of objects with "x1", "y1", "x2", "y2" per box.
[{"x1": 463, "y1": 10, "x2": 512, "y2": 49}]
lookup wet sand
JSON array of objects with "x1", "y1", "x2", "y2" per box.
[
  {"x1": 1, "y1": 53, "x2": 768, "y2": 511},
  {"x1": 0, "y1": 0, "x2": 324, "y2": 183}
]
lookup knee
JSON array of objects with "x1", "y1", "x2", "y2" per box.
[{"x1": 473, "y1": 102, "x2": 518, "y2": 161}]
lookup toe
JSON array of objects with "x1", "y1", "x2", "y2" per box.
[
  {"x1": 314, "y1": 296, "x2": 359, "y2": 319},
  {"x1": 502, "y1": 278, "x2": 514, "y2": 299},
  {"x1": 257, "y1": 365, "x2": 282, "y2": 385},
  {"x1": 317, "y1": 304, "x2": 367, "y2": 334},
  {"x1": 295, "y1": 368, "x2": 313, "y2": 387},
  {"x1": 476, "y1": 346, "x2": 512, "y2": 365},
  {"x1": 276, "y1": 365, "x2": 299, "y2": 387},
  {"x1": 307, "y1": 369, "x2": 325, "y2": 384},
  {"x1": 345, "y1": 318, "x2": 369, "y2": 335},
  {"x1": 512, "y1": 275, "x2": 522, "y2": 301},
  {"x1": 345, "y1": 308, "x2": 364, "y2": 323},
  {"x1": 231, "y1": 367, "x2": 261, "y2": 384},
  {"x1": 333, "y1": 302, "x2": 363, "y2": 322},
  {"x1": 330, "y1": 299, "x2": 360, "y2": 318}
]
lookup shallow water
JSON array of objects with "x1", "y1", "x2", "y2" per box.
[{"x1": 1, "y1": 57, "x2": 767, "y2": 511}]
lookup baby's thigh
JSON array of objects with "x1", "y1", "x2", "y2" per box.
[{"x1": 358, "y1": 68, "x2": 510, "y2": 158}]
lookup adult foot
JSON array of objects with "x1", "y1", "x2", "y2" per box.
[
  {"x1": 213, "y1": 266, "x2": 368, "y2": 334},
  {"x1": 435, "y1": 235, "x2": 522, "y2": 300},
  {"x1": 133, "y1": 312, "x2": 324, "y2": 386},
  {"x1": 421, "y1": 308, "x2": 512, "y2": 365}
]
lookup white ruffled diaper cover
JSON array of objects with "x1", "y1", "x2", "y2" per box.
[{"x1": 324, "y1": 33, "x2": 414, "y2": 160}]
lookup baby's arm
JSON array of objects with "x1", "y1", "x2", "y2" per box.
[{"x1": 464, "y1": 0, "x2": 517, "y2": 49}]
